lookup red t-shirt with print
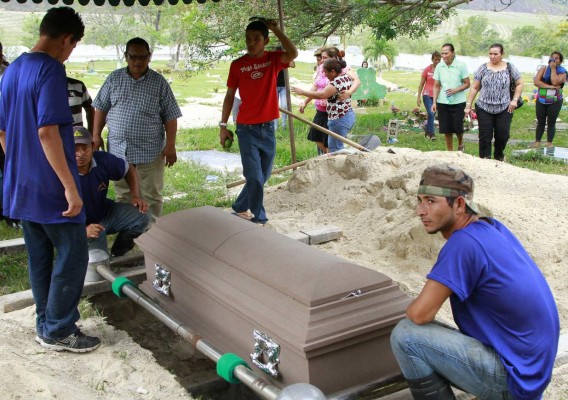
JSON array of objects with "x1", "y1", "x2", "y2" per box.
[{"x1": 227, "y1": 51, "x2": 288, "y2": 124}]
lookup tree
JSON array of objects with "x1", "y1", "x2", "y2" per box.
[
  {"x1": 21, "y1": 13, "x2": 41, "y2": 49},
  {"x1": 455, "y1": 16, "x2": 499, "y2": 56},
  {"x1": 363, "y1": 39, "x2": 398, "y2": 78}
]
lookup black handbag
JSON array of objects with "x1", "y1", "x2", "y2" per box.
[{"x1": 507, "y1": 62, "x2": 523, "y2": 109}]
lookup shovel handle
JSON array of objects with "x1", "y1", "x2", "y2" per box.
[{"x1": 279, "y1": 108, "x2": 371, "y2": 153}]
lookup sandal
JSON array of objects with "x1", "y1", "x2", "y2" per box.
[
  {"x1": 458, "y1": 145, "x2": 465, "y2": 152},
  {"x1": 231, "y1": 211, "x2": 253, "y2": 221}
]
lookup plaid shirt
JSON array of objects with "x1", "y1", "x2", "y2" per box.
[{"x1": 93, "y1": 68, "x2": 182, "y2": 164}]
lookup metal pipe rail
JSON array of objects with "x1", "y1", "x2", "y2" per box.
[{"x1": 96, "y1": 264, "x2": 283, "y2": 400}]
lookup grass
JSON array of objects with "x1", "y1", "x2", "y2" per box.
[{"x1": 0, "y1": 63, "x2": 566, "y2": 295}]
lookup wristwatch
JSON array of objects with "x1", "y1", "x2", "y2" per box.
[{"x1": 218, "y1": 121, "x2": 228, "y2": 127}]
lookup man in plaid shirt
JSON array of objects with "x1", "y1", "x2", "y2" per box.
[{"x1": 92, "y1": 37, "x2": 182, "y2": 223}]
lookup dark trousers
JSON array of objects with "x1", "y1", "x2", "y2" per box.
[
  {"x1": 536, "y1": 100, "x2": 563, "y2": 143},
  {"x1": 476, "y1": 105, "x2": 513, "y2": 161}
]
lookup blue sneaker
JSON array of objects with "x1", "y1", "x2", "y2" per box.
[{"x1": 41, "y1": 330, "x2": 100, "y2": 353}]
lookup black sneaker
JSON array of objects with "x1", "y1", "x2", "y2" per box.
[{"x1": 41, "y1": 330, "x2": 100, "y2": 353}]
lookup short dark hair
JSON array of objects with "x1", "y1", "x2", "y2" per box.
[
  {"x1": 442, "y1": 43, "x2": 455, "y2": 53},
  {"x1": 323, "y1": 58, "x2": 346, "y2": 74},
  {"x1": 551, "y1": 51, "x2": 564, "y2": 64},
  {"x1": 489, "y1": 43, "x2": 504, "y2": 54},
  {"x1": 246, "y1": 20, "x2": 269, "y2": 39},
  {"x1": 126, "y1": 37, "x2": 151, "y2": 54},
  {"x1": 40, "y1": 7, "x2": 84, "y2": 43},
  {"x1": 431, "y1": 51, "x2": 441, "y2": 59}
]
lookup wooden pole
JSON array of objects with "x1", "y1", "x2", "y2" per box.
[
  {"x1": 277, "y1": 0, "x2": 297, "y2": 165},
  {"x1": 280, "y1": 108, "x2": 371, "y2": 152},
  {"x1": 226, "y1": 159, "x2": 310, "y2": 189}
]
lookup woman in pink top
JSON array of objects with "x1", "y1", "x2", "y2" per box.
[
  {"x1": 299, "y1": 46, "x2": 361, "y2": 155},
  {"x1": 417, "y1": 51, "x2": 441, "y2": 140},
  {"x1": 300, "y1": 47, "x2": 328, "y2": 154}
]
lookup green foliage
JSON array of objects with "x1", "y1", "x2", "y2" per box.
[
  {"x1": 363, "y1": 39, "x2": 398, "y2": 76},
  {"x1": 363, "y1": 2, "x2": 456, "y2": 41},
  {"x1": 456, "y1": 16, "x2": 500, "y2": 56},
  {"x1": 508, "y1": 23, "x2": 567, "y2": 59},
  {"x1": 0, "y1": 252, "x2": 28, "y2": 295},
  {"x1": 21, "y1": 13, "x2": 41, "y2": 49}
]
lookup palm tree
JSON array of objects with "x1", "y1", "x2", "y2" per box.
[{"x1": 363, "y1": 39, "x2": 398, "y2": 78}]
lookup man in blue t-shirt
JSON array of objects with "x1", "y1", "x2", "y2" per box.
[
  {"x1": 74, "y1": 127, "x2": 149, "y2": 257},
  {"x1": 0, "y1": 7, "x2": 100, "y2": 353},
  {"x1": 390, "y1": 165, "x2": 559, "y2": 400}
]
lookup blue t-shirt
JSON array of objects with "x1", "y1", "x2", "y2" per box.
[
  {"x1": 428, "y1": 218, "x2": 559, "y2": 400},
  {"x1": 79, "y1": 151, "x2": 128, "y2": 225},
  {"x1": 0, "y1": 52, "x2": 84, "y2": 224}
]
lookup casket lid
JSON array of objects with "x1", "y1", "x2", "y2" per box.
[{"x1": 140, "y1": 206, "x2": 393, "y2": 307}]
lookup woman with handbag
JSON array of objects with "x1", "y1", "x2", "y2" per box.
[
  {"x1": 465, "y1": 43, "x2": 523, "y2": 161},
  {"x1": 532, "y1": 51, "x2": 566, "y2": 148}
]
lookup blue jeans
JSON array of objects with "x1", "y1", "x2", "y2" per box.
[
  {"x1": 275, "y1": 86, "x2": 289, "y2": 129},
  {"x1": 21, "y1": 221, "x2": 89, "y2": 340},
  {"x1": 88, "y1": 202, "x2": 150, "y2": 254},
  {"x1": 233, "y1": 122, "x2": 276, "y2": 223},
  {"x1": 390, "y1": 319, "x2": 512, "y2": 399},
  {"x1": 327, "y1": 109, "x2": 356, "y2": 153},
  {"x1": 422, "y1": 95, "x2": 435, "y2": 134}
]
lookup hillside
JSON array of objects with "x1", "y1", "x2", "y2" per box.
[
  {"x1": 429, "y1": 7, "x2": 565, "y2": 42},
  {"x1": 459, "y1": 0, "x2": 567, "y2": 14}
]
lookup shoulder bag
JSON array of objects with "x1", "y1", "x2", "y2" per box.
[{"x1": 507, "y1": 62, "x2": 523, "y2": 109}]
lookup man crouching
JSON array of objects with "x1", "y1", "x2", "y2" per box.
[
  {"x1": 390, "y1": 164, "x2": 559, "y2": 400},
  {"x1": 74, "y1": 126, "x2": 150, "y2": 257}
]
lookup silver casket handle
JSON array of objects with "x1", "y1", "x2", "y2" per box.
[{"x1": 250, "y1": 329, "x2": 280, "y2": 377}]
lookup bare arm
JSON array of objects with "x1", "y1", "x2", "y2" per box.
[
  {"x1": 549, "y1": 60, "x2": 567, "y2": 86},
  {"x1": 292, "y1": 84, "x2": 336, "y2": 100},
  {"x1": 84, "y1": 104, "x2": 95, "y2": 133},
  {"x1": 266, "y1": 20, "x2": 298, "y2": 64},
  {"x1": 406, "y1": 279, "x2": 453, "y2": 325},
  {"x1": 299, "y1": 84, "x2": 317, "y2": 113},
  {"x1": 0, "y1": 129, "x2": 5, "y2": 152},
  {"x1": 338, "y1": 69, "x2": 361, "y2": 101},
  {"x1": 432, "y1": 80, "x2": 441, "y2": 113},
  {"x1": 534, "y1": 64, "x2": 566, "y2": 88},
  {"x1": 509, "y1": 77, "x2": 524, "y2": 113},
  {"x1": 124, "y1": 164, "x2": 149, "y2": 213},
  {"x1": 417, "y1": 75, "x2": 427, "y2": 106},
  {"x1": 446, "y1": 76, "x2": 470, "y2": 96},
  {"x1": 38, "y1": 125, "x2": 83, "y2": 217},
  {"x1": 162, "y1": 119, "x2": 177, "y2": 167},
  {"x1": 465, "y1": 79, "x2": 481, "y2": 114},
  {"x1": 92, "y1": 108, "x2": 107, "y2": 150},
  {"x1": 220, "y1": 87, "x2": 236, "y2": 147}
]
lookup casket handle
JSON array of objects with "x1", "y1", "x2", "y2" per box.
[
  {"x1": 250, "y1": 330, "x2": 280, "y2": 377},
  {"x1": 152, "y1": 264, "x2": 171, "y2": 296}
]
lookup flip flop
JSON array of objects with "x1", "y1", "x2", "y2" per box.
[{"x1": 231, "y1": 211, "x2": 253, "y2": 221}]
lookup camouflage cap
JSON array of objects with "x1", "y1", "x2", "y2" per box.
[{"x1": 418, "y1": 164, "x2": 479, "y2": 214}]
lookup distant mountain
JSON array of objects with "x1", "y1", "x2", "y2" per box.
[{"x1": 459, "y1": 0, "x2": 567, "y2": 14}]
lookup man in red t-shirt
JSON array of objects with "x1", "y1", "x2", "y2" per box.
[{"x1": 219, "y1": 19, "x2": 297, "y2": 225}]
